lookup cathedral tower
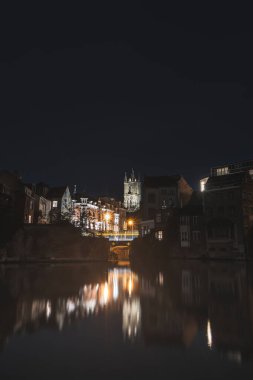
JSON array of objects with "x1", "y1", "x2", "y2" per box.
[{"x1": 124, "y1": 169, "x2": 141, "y2": 212}]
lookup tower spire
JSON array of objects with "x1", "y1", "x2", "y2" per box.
[
  {"x1": 131, "y1": 168, "x2": 135, "y2": 181},
  {"x1": 124, "y1": 172, "x2": 127, "y2": 182}
]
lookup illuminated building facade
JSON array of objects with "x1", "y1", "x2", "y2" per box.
[
  {"x1": 71, "y1": 194, "x2": 126, "y2": 233},
  {"x1": 124, "y1": 169, "x2": 141, "y2": 212}
]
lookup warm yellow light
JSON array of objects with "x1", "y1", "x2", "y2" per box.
[
  {"x1": 128, "y1": 276, "x2": 133, "y2": 296},
  {"x1": 104, "y1": 213, "x2": 111, "y2": 221},
  {"x1": 99, "y1": 282, "x2": 109, "y2": 306},
  {"x1": 128, "y1": 219, "x2": 133, "y2": 226}
]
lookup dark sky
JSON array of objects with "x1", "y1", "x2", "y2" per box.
[{"x1": 1, "y1": 4, "x2": 253, "y2": 198}]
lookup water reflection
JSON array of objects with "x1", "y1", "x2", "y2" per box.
[
  {"x1": 207, "y1": 319, "x2": 212, "y2": 349},
  {"x1": 123, "y1": 298, "x2": 141, "y2": 339},
  {"x1": 1, "y1": 262, "x2": 253, "y2": 365}
]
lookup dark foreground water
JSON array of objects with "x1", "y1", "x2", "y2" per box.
[{"x1": 0, "y1": 261, "x2": 253, "y2": 379}]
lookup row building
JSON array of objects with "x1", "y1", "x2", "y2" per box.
[
  {"x1": 71, "y1": 193, "x2": 126, "y2": 234},
  {"x1": 134, "y1": 160, "x2": 253, "y2": 259},
  {"x1": 202, "y1": 160, "x2": 253, "y2": 258}
]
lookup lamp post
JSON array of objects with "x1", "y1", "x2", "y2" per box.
[{"x1": 128, "y1": 219, "x2": 134, "y2": 240}]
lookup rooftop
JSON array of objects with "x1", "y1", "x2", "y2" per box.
[
  {"x1": 212, "y1": 159, "x2": 253, "y2": 171},
  {"x1": 46, "y1": 186, "x2": 68, "y2": 199},
  {"x1": 206, "y1": 172, "x2": 251, "y2": 190},
  {"x1": 178, "y1": 191, "x2": 203, "y2": 215},
  {"x1": 144, "y1": 175, "x2": 181, "y2": 188}
]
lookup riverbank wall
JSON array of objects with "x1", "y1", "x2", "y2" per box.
[
  {"x1": 0, "y1": 224, "x2": 110, "y2": 262},
  {"x1": 130, "y1": 236, "x2": 253, "y2": 262}
]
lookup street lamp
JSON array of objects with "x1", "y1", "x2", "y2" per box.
[{"x1": 128, "y1": 219, "x2": 134, "y2": 240}]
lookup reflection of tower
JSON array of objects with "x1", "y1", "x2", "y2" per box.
[
  {"x1": 122, "y1": 298, "x2": 141, "y2": 340},
  {"x1": 124, "y1": 169, "x2": 141, "y2": 212}
]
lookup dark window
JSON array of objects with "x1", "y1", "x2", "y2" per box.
[
  {"x1": 218, "y1": 193, "x2": 224, "y2": 201},
  {"x1": 218, "y1": 206, "x2": 224, "y2": 215},
  {"x1": 192, "y1": 231, "x2": 200, "y2": 241},
  {"x1": 214, "y1": 226, "x2": 229, "y2": 238},
  {"x1": 229, "y1": 206, "x2": 236, "y2": 216},
  {"x1": 192, "y1": 216, "x2": 198, "y2": 225},
  {"x1": 228, "y1": 191, "x2": 234, "y2": 200},
  {"x1": 242, "y1": 192, "x2": 247, "y2": 200},
  {"x1": 207, "y1": 227, "x2": 213, "y2": 238},
  {"x1": 156, "y1": 213, "x2": 161, "y2": 222},
  {"x1": 148, "y1": 193, "x2": 156, "y2": 203},
  {"x1": 148, "y1": 208, "x2": 156, "y2": 219}
]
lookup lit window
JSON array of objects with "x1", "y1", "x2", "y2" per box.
[
  {"x1": 217, "y1": 167, "x2": 229, "y2": 176},
  {"x1": 114, "y1": 214, "x2": 119, "y2": 225},
  {"x1": 157, "y1": 231, "x2": 163, "y2": 241},
  {"x1": 53, "y1": 201, "x2": 58, "y2": 208}
]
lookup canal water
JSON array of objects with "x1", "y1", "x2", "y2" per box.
[{"x1": 0, "y1": 261, "x2": 253, "y2": 379}]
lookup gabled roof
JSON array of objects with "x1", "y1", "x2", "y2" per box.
[
  {"x1": 144, "y1": 175, "x2": 181, "y2": 188},
  {"x1": 178, "y1": 191, "x2": 203, "y2": 216},
  {"x1": 24, "y1": 183, "x2": 35, "y2": 191},
  {"x1": 46, "y1": 186, "x2": 68, "y2": 199}
]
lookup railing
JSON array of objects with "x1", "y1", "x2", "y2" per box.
[{"x1": 102, "y1": 231, "x2": 139, "y2": 241}]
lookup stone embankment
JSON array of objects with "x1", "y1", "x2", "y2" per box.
[{"x1": 0, "y1": 224, "x2": 109, "y2": 263}]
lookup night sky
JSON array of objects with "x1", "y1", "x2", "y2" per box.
[{"x1": 1, "y1": 4, "x2": 253, "y2": 198}]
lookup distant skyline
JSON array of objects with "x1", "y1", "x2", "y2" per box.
[{"x1": 1, "y1": 4, "x2": 253, "y2": 198}]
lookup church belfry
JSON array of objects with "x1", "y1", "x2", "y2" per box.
[{"x1": 124, "y1": 169, "x2": 141, "y2": 212}]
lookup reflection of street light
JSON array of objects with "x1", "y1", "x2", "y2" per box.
[
  {"x1": 128, "y1": 219, "x2": 134, "y2": 239},
  {"x1": 104, "y1": 213, "x2": 111, "y2": 231}
]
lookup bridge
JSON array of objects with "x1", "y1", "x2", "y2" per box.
[{"x1": 102, "y1": 231, "x2": 139, "y2": 242}]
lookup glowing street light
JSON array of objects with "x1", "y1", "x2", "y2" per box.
[
  {"x1": 104, "y1": 213, "x2": 111, "y2": 232},
  {"x1": 104, "y1": 213, "x2": 111, "y2": 221},
  {"x1": 128, "y1": 219, "x2": 134, "y2": 239}
]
